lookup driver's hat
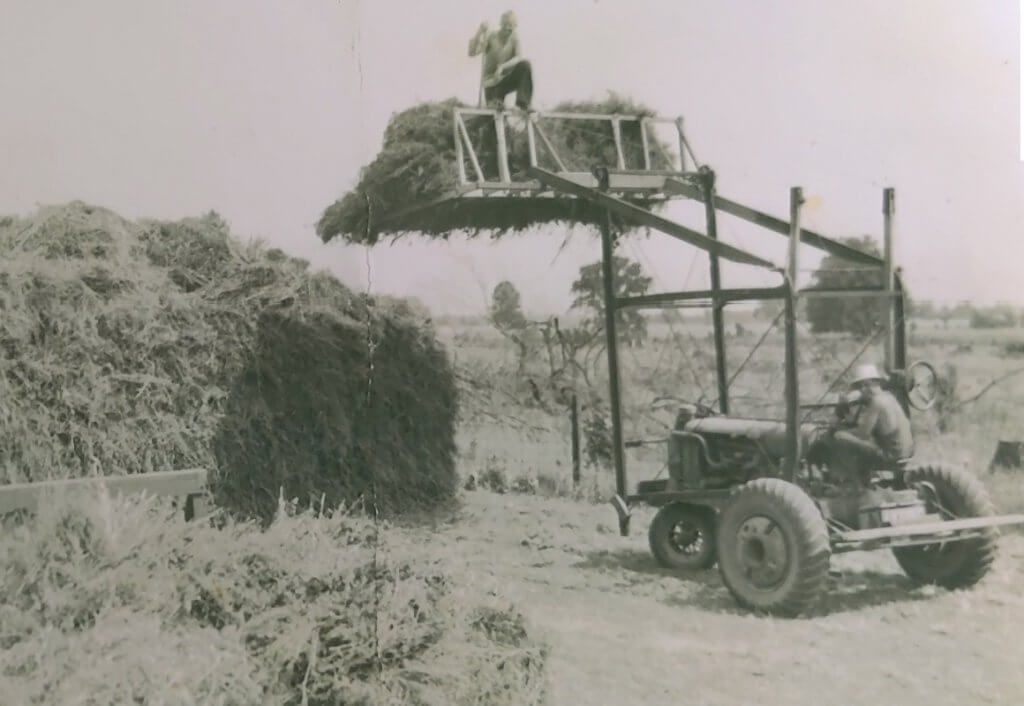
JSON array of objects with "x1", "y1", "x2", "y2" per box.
[{"x1": 850, "y1": 363, "x2": 885, "y2": 386}]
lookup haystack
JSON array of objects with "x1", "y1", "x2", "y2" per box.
[
  {"x1": 0, "y1": 202, "x2": 458, "y2": 523},
  {"x1": 316, "y1": 93, "x2": 673, "y2": 243}
]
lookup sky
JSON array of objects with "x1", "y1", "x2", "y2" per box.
[{"x1": 0, "y1": 0, "x2": 1021, "y2": 317}]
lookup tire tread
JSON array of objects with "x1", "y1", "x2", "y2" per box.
[
  {"x1": 717, "y1": 478, "x2": 830, "y2": 616},
  {"x1": 893, "y1": 464, "x2": 997, "y2": 589}
]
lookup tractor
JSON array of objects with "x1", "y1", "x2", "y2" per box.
[
  {"x1": 535, "y1": 165, "x2": 1024, "y2": 617},
  {"x1": 636, "y1": 369, "x2": 1012, "y2": 616},
  {"x1": 579, "y1": 172, "x2": 1024, "y2": 615}
]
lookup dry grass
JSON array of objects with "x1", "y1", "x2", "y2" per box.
[
  {"x1": 417, "y1": 489, "x2": 1024, "y2": 706},
  {"x1": 0, "y1": 488, "x2": 547, "y2": 705}
]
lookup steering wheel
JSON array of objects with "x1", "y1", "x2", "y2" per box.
[{"x1": 905, "y1": 360, "x2": 939, "y2": 411}]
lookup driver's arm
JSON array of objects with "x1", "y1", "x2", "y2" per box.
[{"x1": 852, "y1": 400, "x2": 880, "y2": 441}]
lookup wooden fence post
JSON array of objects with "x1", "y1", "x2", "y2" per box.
[{"x1": 570, "y1": 391, "x2": 581, "y2": 486}]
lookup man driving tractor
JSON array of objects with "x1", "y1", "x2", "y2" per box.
[{"x1": 827, "y1": 363, "x2": 914, "y2": 481}]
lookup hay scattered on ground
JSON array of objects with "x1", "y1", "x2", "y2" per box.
[
  {"x1": 0, "y1": 489, "x2": 547, "y2": 705},
  {"x1": 316, "y1": 93, "x2": 673, "y2": 244},
  {"x1": 0, "y1": 202, "x2": 458, "y2": 523}
]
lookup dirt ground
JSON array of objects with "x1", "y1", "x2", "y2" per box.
[{"x1": 401, "y1": 490, "x2": 1024, "y2": 706}]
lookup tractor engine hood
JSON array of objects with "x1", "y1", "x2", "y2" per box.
[{"x1": 681, "y1": 417, "x2": 824, "y2": 458}]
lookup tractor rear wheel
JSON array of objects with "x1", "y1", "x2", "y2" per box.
[
  {"x1": 649, "y1": 503, "x2": 716, "y2": 570},
  {"x1": 892, "y1": 465, "x2": 997, "y2": 589},
  {"x1": 716, "y1": 478, "x2": 831, "y2": 616}
]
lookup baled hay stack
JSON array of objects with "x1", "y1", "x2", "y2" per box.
[
  {"x1": 0, "y1": 202, "x2": 458, "y2": 524},
  {"x1": 316, "y1": 93, "x2": 673, "y2": 243}
]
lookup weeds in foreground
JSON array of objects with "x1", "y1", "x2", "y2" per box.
[{"x1": 0, "y1": 488, "x2": 547, "y2": 706}]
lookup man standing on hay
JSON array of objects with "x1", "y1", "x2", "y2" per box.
[{"x1": 469, "y1": 11, "x2": 533, "y2": 111}]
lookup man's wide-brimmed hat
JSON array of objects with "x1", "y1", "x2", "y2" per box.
[{"x1": 850, "y1": 363, "x2": 885, "y2": 386}]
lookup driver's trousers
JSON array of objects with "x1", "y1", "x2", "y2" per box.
[{"x1": 827, "y1": 430, "x2": 903, "y2": 483}]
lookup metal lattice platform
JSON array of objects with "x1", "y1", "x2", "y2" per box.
[{"x1": 451, "y1": 106, "x2": 696, "y2": 199}]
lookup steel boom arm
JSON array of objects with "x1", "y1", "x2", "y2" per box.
[
  {"x1": 663, "y1": 178, "x2": 883, "y2": 266},
  {"x1": 527, "y1": 167, "x2": 779, "y2": 270}
]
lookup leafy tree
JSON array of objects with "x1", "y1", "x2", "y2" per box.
[
  {"x1": 570, "y1": 255, "x2": 652, "y2": 347},
  {"x1": 489, "y1": 280, "x2": 527, "y2": 332},
  {"x1": 805, "y1": 236, "x2": 907, "y2": 336},
  {"x1": 911, "y1": 299, "x2": 937, "y2": 320},
  {"x1": 488, "y1": 280, "x2": 531, "y2": 373},
  {"x1": 969, "y1": 305, "x2": 1017, "y2": 329}
]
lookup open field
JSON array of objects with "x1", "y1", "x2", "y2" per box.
[
  {"x1": 445, "y1": 317, "x2": 1024, "y2": 513},
  {"x1": 436, "y1": 316, "x2": 1024, "y2": 704},
  {"x1": 5, "y1": 311, "x2": 1024, "y2": 705},
  {"x1": 403, "y1": 490, "x2": 1024, "y2": 706}
]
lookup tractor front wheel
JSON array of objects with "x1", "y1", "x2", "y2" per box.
[
  {"x1": 892, "y1": 465, "x2": 997, "y2": 589},
  {"x1": 649, "y1": 503, "x2": 717, "y2": 570},
  {"x1": 716, "y1": 479, "x2": 831, "y2": 616}
]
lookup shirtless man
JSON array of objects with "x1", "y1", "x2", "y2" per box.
[
  {"x1": 468, "y1": 11, "x2": 533, "y2": 111},
  {"x1": 828, "y1": 363, "x2": 914, "y2": 481}
]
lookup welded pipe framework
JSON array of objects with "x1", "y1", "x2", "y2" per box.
[{"x1": 464, "y1": 108, "x2": 910, "y2": 535}]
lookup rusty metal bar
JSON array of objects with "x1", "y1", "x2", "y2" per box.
[
  {"x1": 0, "y1": 468, "x2": 209, "y2": 514},
  {"x1": 535, "y1": 171, "x2": 669, "y2": 192},
  {"x1": 526, "y1": 116, "x2": 538, "y2": 168},
  {"x1": 570, "y1": 391, "x2": 581, "y2": 486},
  {"x1": 676, "y1": 117, "x2": 687, "y2": 172},
  {"x1": 611, "y1": 118, "x2": 626, "y2": 169},
  {"x1": 663, "y1": 178, "x2": 884, "y2": 266},
  {"x1": 529, "y1": 167, "x2": 779, "y2": 269},
  {"x1": 701, "y1": 168, "x2": 729, "y2": 414},
  {"x1": 455, "y1": 113, "x2": 485, "y2": 183},
  {"x1": 617, "y1": 286, "x2": 786, "y2": 308},
  {"x1": 604, "y1": 168, "x2": 686, "y2": 176},
  {"x1": 799, "y1": 287, "x2": 895, "y2": 299},
  {"x1": 532, "y1": 120, "x2": 568, "y2": 172},
  {"x1": 454, "y1": 110, "x2": 467, "y2": 185},
  {"x1": 832, "y1": 514, "x2": 1024, "y2": 551},
  {"x1": 783, "y1": 187, "x2": 803, "y2": 481},
  {"x1": 455, "y1": 107, "x2": 679, "y2": 123},
  {"x1": 640, "y1": 119, "x2": 651, "y2": 170},
  {"x1": 598, "y1": 203, "x2": 628, "y2": 530},
  {"x1": 894, "y1": 271, "x2": 908, "y2": 374},
  {"x1": 883, "y1": 188, "x2": 896, "y2": 370},
  {"x1": 494, "y1": 112, "x2": 511, "y2": 183}
]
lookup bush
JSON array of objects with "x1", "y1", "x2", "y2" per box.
[{"x1": 478, "y1": 456, "x2": 509, "y2": 494}]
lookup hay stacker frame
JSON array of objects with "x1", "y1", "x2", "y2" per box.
[{"x1": 432, "y1": 106, "x2": 1024, "y2": 614}]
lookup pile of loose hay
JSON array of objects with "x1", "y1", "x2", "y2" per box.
[
  {"x1": 316, "y1": 93, "x2": 673, "y2": 243},
  {"x1": 0, "y1": 202, "x2": 458, "y2": 524},
  {"x1": 0, "y1": 489, "x2": 547, "y2": 705}
]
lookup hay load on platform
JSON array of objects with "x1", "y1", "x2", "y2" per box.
[
  {"x1": 316, "y1": 93, "x2": 671, "y2": 243},
  {"x1": 0, "y1": 202, "x2": 458, "y2": 523}
]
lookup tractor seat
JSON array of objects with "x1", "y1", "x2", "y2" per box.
[
  {"x1": 892, "y1": 455, "x2": 915, "y2": 470},
  {"x1": 874, "y1": 455, "x2": 915, "y2": 475}
]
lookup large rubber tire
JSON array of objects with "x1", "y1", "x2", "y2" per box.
[
  {"x1": 892, "y1": 465, "x2": 997, "y2": 589},
  {"x1": 649, "y1": 503, "x2": 717, "y2": 570},
  {"x1": 716, "y1": 479, "x2": 831, "y2": 616}
]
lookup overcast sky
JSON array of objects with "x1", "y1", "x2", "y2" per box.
[{"x1": 1, "y1": 1, "x2": 1021, "y2": 316}]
